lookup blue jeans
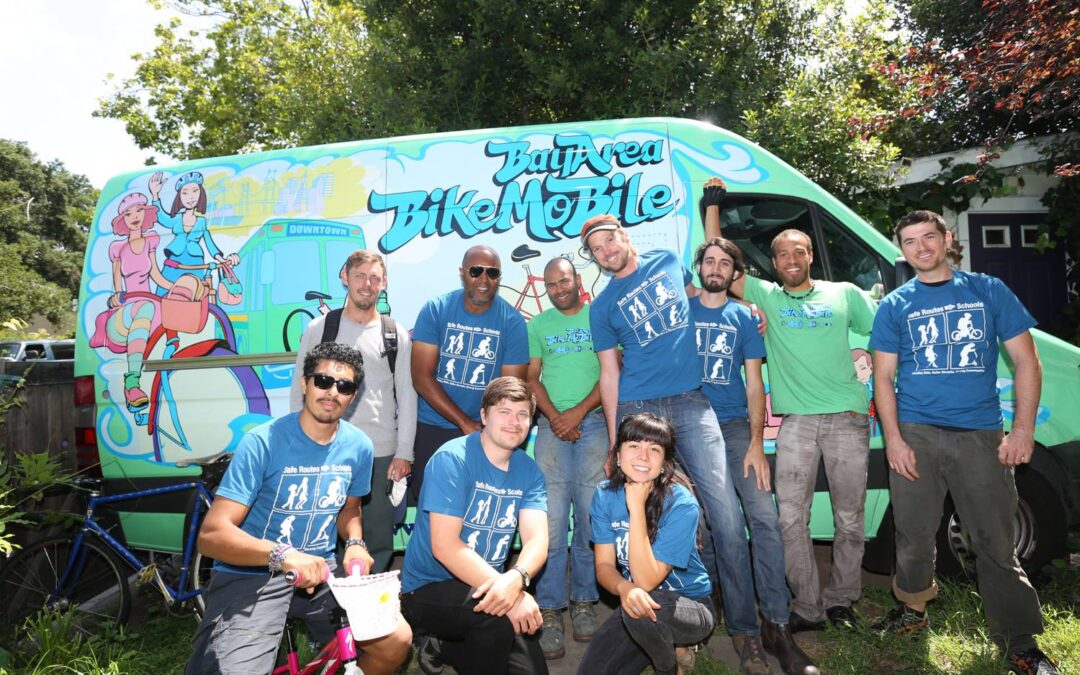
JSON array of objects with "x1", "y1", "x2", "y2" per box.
[
  {"x1": 720, "y1": 418, "x2": 791, "y2": 625},
  {"x1": 534, "y1": 409, "x2": 607, "y2": 609},
  {"x1": 617, "y1": 390, "x2": 759, "y2": 636}
]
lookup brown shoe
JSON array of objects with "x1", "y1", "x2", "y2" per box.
[
  {"x1": 732, "y1": 635, "x2": 772, "y2": 674},
  {"x1": 675, "y1": 645, "x2": 696, "y2": 675},
  {"x1": 761, "y1": 620, "x2": 819, "y2": 675}
]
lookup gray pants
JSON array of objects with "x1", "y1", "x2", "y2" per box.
[
  {"x1": 185, "y1": 570, "x2": 338, "y2": 675},
  {"x1": 891, "y1": 423, "x2": 1043, "y2": 653},
  {"x1": 775, "y1": 412, "x2": 869, "y2": 621},
  {"x1": 362, "y1": 455, "x2": 395, "y2": 572}
]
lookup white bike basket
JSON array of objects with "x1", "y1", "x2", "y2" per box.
[{"x1": 327, "y1": 570, "x2": 401, "y2": 641}]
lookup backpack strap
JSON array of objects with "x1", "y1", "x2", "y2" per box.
[
  {"x1": 381, "y1": 314, "x2": 398, "y2": 403},
  {"x1": 320, "y1": 308, "x2": 344, "y2": 344}
]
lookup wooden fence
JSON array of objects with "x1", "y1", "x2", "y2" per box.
[{"x1": 1, "y1": 360, "x2": 75, "y2": 471}]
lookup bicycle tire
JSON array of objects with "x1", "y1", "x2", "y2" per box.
[
  {"x1": 283, "y1": 308, "x2": 316, "y2": 352},
  {"x1": 0, "y1": 536, "x2": 132, "y2": 637},
  {"x1": 191, "y1": 552, "x2": 215, "y2": 619}
]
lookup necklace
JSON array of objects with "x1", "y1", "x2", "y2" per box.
[{"x1": 781, "y1": 281, "x2": 815, "y2": 299}]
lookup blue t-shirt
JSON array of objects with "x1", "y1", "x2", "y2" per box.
[
  {"x1": 401, "y1": 432, "x2": 547, "y2": 592},
  {"x1": 869, "y1": 270, "x2": 1035, "y2": 429},
  {"x1": 690, "y1": 297, "x2": 766, "y2": 423},
  {"x1": 591, "y1": 249, "x2": 700, "y2": 401},
  {"x1": 590, "y1": 481, "x2": 711, "y2": 599},
  {"x1": 214, "y1": 412, "x2": 374, "y2": 574},
  {"x1": 412, "y1": 289, "x2": 529, "y2": 428}
]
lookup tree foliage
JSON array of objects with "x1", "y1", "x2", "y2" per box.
[
  {"x1": 0, "y1": 140, "x2": 96, "y2": 327},
  {"x1": 98, "y1": 0, "x2": 822, "y2": 158}
]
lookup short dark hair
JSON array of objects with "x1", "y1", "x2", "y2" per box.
[
  {"x1": 302, "y1": 342, "x2": 364, "y2": 386},
  {"x1": 694, "y1": 237, "x2": 746, "y2": 278},
  {"x1": 481, "y1": 376, "x2": 536, "y2": 416},
  {"x1": 770, "y1": 229, "x2": 813, "y2": 257},
  {"x1": 894, "y1": 210, "x2": 947, "y2": 241}
]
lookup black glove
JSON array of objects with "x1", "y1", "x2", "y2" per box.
[{"x1": 699, "y1": 180, "x2": 728, "y2": 225}]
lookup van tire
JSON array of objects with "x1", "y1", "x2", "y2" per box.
[{"x1": 935, "y1": 468, "x2": 1067, "y2": 582}]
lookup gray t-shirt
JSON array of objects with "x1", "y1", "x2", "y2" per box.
[{"x1": 290, "y1": 313, "x2": 417, "y2": 461}]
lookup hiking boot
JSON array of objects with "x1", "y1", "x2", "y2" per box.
[
  {"x1": 761, "y1": 620, "x2": 819, "y2": 675},
  {"x1": 539, "y1": 608, "x2": 565, "y2": 660},
  {"x1": 731, "y1": 635, "x2": 772, "y2": 674},
  {"x1": 787, "y1": 611, "x2": 825, "y2": 633},
  {"x1": 570, "y1": 601, "x2": 599, "y2": 642},
  {"x1": 1006, "y1": 647, "x2": 1060, "y2": 675},
  {"x1": 415, "y1": 635, "x2": 444, "y2": 675},
  {"x1": 825, "y1": 605, "x2": 860, "y2": 631},
  {"x1": 872, "y1": 605, "x2": 928, "y2": 636}
]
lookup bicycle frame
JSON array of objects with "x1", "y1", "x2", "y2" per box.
[
  {"x1": 50, "y1": 481, "x2": 215, "y2": 609},
  {"x1": 274, "y1": 607, "x2": 360, "y2": 675}
]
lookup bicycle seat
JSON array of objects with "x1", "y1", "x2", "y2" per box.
[
  {"x1": 511, "y1": 244, "x2": 541, "y2": 262},
  {"x1": 175, "y1": 451, "x2": 233, "y2": 468},
  {"x1": 176, "y1": 452, "x2": 234, "y2": 489},
  {"x1": 305, "y1": 291, "x2": 332, "y2": 301}
]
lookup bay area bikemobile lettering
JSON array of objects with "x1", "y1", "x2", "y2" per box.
[{"x1": 370, "y1": 134, "x2": 674, "y2": 253}]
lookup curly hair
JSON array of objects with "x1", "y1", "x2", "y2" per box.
[
  {"x1": 302, "y1": 342, "x2": 365, "y2": 386},
  {"x1": 605, "y1": 413, "x2": 692, "y2": 542}
]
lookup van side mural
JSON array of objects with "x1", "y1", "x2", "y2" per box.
[{"x1": 80, "y1": 124, "x2": 772, "y2": 470}]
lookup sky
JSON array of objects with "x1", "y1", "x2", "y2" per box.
[{"x1": 0, "y1": 1, "x2": 191, "y2": 189}]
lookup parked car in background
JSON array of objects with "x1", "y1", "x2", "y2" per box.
[{"x1": 0, "y1": 339, "x2": 75, "y2": 362}]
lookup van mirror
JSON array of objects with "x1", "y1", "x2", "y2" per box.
[
  {"x1": 894, "y1": 256, "x2": 913, "y2": 288},
  {"x1": 260, "y1": 251, "x2": 276, "y2": 285}
]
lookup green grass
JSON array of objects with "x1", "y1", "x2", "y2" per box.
[{"x1": 2, "y1": 571, "x2": 1076, "y2": 674}]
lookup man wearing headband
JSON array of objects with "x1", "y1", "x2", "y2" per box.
[
  {"x1": 410, "y1": 245, "x2": 529, "y2": 503},
  {"x1": 188, "y1": 342, "x2": 411, "y2": 675},
  {"x1": 582, "y1": 214, "x2": 767, "y2": 675},
  {"x1": 290, "y1": 249, "x2": 417, "y2": 574}
]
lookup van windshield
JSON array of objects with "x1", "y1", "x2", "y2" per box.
[{"x1": 716, "y1": 197, "x2": 824, "y2": 285}]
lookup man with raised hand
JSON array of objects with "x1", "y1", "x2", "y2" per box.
[
  {"x1": 583, "y1": 214, "x2": 766, "y2": 675},
  {"x1": 704, "y1": 176, "x2": 877, "y2": 634},
  {"x1": 870, "y1": 210, "x2": 1058, "y2": 675},
  {"x1": 410, "y1": 245, "x2": 529, "y2": 502},
  {"x1": 188, "y1": 342, "x2": 412, "y2": 675},
  {"x1": 526, "y1": 256, "x2": 605, "y2": 659},
  {"x1": 401, "y1": 377, "x2": 549, "y2": 675},
  {"x1": 290, "y1": 249, "x2": 417, "y2": 573},
  {"x1": 691, "y1": 237, "x2": 818, "y2": 675}
]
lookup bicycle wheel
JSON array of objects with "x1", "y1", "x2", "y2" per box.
[
  {"x1": 0, "y1": 536, "x2": 132, "y2": 637},
  {"x1": 191, "y1": 552, "x2": 215, "y2": 619}
]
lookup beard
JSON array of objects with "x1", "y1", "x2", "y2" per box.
[{"x1": 699, "y1": 276, "x2": 731, "y2": 293}]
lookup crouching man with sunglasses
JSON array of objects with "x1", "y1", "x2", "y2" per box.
[
  {"x1": 186, "y1": 342, "x2": 412, "y2": 675},
  {"x1": 410, "y1": 245, "x2": 529, "y2": 504}
]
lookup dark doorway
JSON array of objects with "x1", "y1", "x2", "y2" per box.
[{"x1": 968, "y1": 213, "x2": 1067, "y2": 331}]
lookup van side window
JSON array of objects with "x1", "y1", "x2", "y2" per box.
[
  {"x1": 716, "y1": 196, "x2": 824, "y2": 285},
  {"x1": 817, "y1": 210, "x2": 885, "y2": 292}
]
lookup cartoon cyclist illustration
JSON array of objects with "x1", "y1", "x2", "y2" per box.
[
  {"x1": 149, "y1": 171, "x2": 239, "y2": 293},
  {"x1": 951, "y1": 312, "x2": 984, "y2": 341},
  {"x1": 89, "y1": 192, "x2": 173, "y2": 412}
]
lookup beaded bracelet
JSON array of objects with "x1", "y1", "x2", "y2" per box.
[
  {"x1": 344, "y1": 538, "x2": 368, "y2": 551},
  {"x1": 268, "y1": 543, "x2": 294, "y2": 574}
]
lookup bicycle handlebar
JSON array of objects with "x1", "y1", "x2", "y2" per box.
[{"x1": 283, "y1": 560, "x2": 366, "y2": 586}]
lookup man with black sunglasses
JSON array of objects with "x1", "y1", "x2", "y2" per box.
[
  {"x1": 410, "y1": 245, "x2": 529, "y2": 504},
  {"x1": 188, "y1": 341, "x2": 412, "y2": 674},
  {"x1": 291, "y1": 249, "x2": 417, "y2": 574}
]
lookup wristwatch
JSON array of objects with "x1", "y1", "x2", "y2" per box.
[{"x1": 512, "y1": 565, "x2": 530, "y2": 589}]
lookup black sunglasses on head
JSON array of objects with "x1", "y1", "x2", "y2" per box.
[
  {"x1": 467, "y1": 265, "x2": 501, "y2": 280},
  {"x1": 310, "y1": 373, "x2": 359, "y2": 395}
]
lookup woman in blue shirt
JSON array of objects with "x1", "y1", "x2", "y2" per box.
[{"x1": 576, "y1": 413, "x2": 714, "y2": 675}]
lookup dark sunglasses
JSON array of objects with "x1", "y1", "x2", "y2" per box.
[
  {"x1": 310, "y1": 373, "x2": 359, "y2": 395},
  {"x1": 467, "y1": 265, "x2": 501, "y2": 280}
]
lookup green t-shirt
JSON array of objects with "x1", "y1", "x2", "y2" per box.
[
  {"x1": 527, "y1": 305, "x2": 600, "y2": 413},
  {"x1": 743, "y1": 277, "x2": 876, "y2": 415}
]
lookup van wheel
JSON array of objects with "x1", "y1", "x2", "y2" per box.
[{"x1": 935, "y1": 469, "x2": 1066, "y2": 582}]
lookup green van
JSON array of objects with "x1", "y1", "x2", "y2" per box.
[{"x1": 74, "y1": 117, "x2": 1079, "y2": 576}]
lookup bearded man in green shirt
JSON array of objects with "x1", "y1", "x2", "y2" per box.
[{"x1": 704, "y1": 177, "x2": 877, "y2": 634}]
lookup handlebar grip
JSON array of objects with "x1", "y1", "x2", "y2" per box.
[
  {"x1": 283, "y1": 563, "x2": 331, "y2": 586},
  {"x1": 347, "y1": 561, "x2": 368, "y2": 576}
]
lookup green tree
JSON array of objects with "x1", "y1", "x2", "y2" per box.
[
  {"x1": 0, "y1": 140, "x2": 96, "y2": 327},
  {"x1": 98, "y1": 0, "x2": 818, "y2": 159}
]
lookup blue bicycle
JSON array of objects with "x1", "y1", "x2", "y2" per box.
[{"x1": 0, "y1": 453, "x2": 231, "y2": 638}]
